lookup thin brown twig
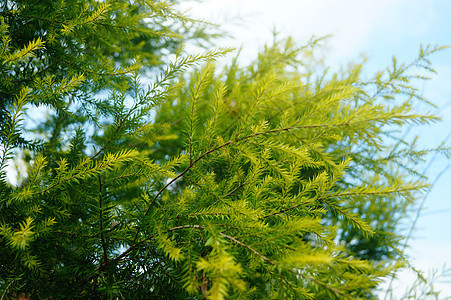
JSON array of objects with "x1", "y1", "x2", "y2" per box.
[
  {"x1": 98, "y1": 174, "x2": 109, "y2": 267},
  {"x1": 0, "y1": 278, "x2": 15, "y2": 300}
]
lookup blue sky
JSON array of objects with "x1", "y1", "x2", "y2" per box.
[{"x1": 180, "y1": 0, "x2": 451, "y2": 297}]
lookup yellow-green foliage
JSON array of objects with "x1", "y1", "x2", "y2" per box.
[{"x1": 0, "y1": 1, "x2": 449, "y2": 299}]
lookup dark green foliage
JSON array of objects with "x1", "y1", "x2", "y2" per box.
[{"x1": 0, "y1": 1, "x2": 448, "y2": 299}]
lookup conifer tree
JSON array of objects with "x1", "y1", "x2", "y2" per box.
[{"x1": 0, "y1": 1, "x2": 448, "y2": 299}]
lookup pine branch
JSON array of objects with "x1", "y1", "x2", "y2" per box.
[
  {"x1": 220, "y1": 231, "x2": 355, "y2": 299},
  {"x1": 143, "y1": 115, "x2": 426, "y2": 217},
  {"x1": 0, "y1": 87, "x2": 29, "y2": 174}
]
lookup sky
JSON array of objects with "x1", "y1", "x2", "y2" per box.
[{"x1": 179, "y1": 0, "x2": 451, "y2": 297}]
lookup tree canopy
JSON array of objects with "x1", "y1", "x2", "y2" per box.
[{"x1": 0, "y1": 0, "x2": 448, "y2": 299}]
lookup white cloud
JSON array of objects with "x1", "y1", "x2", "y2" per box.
[{"x1": 180, "y1": 0, "x2": 406, "y2": 64}]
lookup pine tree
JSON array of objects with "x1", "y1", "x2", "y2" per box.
[{"x1": 0, "y1": 1, "x2": 448, "y2": 299}]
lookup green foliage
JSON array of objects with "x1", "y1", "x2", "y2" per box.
[{"x1": 0, "y1": 1, "x2": 449, "y2": 299}]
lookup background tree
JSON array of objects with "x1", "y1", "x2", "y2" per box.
[{"x1": 0, "y1": 1, "x2": 448, "y2": 299}]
